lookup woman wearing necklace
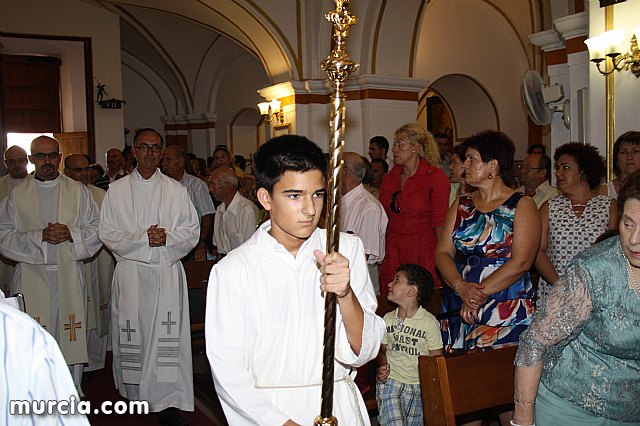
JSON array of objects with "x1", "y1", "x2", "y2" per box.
[
  {"x1": 436, "y1": 130, "x2": 540, "y2": 424},
  {"x1": 513, "y1": 173, "x2": 640, "y2": 426},
  {"x1": 534, "y1": 142, "x2": 617, "y2": 306},
  {"x1": 600, "y1": 131, "x2": 640, "y2": 199}
]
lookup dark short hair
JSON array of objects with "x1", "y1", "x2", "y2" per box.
[
  {"x1": 554, "y1": 142, "x2": 605, "y2": 190},
  {"x1": 133, "y1": 128, "x2": 164, "y2": 146},
  {"x1": 539, "y1": 154, "x2": 552, "y2": 182},
  {"x1": 396, "y1": 264, "x2": 434, "y2": 308},
  {"x1": 612, "y1": 131, "x2": 640, "y2": 178},
  {"x1": 89, "y1": 163, "x2": 104, "y2": 176},
  {"x1": 254, "y1": 135, "x2": 326, "y2": 194},
  {"x1": 464, "y1": 130, "x2": 515, "y2": 185},
  {"x1": 234, "y1": 155, "x2": 247, "y2": 170},
  {"x1": 452, "y1": 142, "x2": 467, "y2": 161},
  {"x1": 527, "y1": 144, "x2": 546, "y2": 155},
  {"x1": 369, "y1": 136, "x2": 389, "y2": 153},
  {"x1": 617, "y1": 169, "x2": 640, "y2": 214},
  {"x1": 371, "y1": 158, "x2": 389, "y2": 173}
]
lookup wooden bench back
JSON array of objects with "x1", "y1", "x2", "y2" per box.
[
  {"x1": 418, "y1": 344, "x2": 517, "y2": 426},
  {"x1": 182, "y1": 260, "x2": 216, "y2": 349}
]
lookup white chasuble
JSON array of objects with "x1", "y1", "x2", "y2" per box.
[
  {"x1": 99, "y1": 169, "x2": 199, "y2": 412},
  {"x1": 0, "y1": 175, "x2": 27, "y2": 295},
  {"x1": 0, "y1": 175, "x2": 101, "y2": 365}
]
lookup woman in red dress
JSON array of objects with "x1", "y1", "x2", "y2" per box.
[{"x1": 379, "y1": 123, "x2": 450, "y2": 293}]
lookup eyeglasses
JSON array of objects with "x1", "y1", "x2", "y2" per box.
[
  {"x1": 135, "y1": 143, "x2": 163, "y2": 153},
  {"x1": 518, "y1": 164, "x2": 543, "y2": 172},
  {"x1": 31, "y1": 152, "x2": 60, "y2": 161},
  {"x1": 390, "y1": 190, "x2": 402, "y2": 213}
]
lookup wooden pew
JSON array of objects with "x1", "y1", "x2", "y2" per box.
[
  {"x1": 182, "y1": 259, "x2": 216, "y2": 349},
  {"x1": 418, "y1": 343, "x2": 518, "y2": 426}
]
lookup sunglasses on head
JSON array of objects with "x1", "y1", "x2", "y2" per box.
[{"x1": 390, "y1": 190, "x2": 402, "y2": 213}]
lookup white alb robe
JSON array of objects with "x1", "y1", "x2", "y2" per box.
[
  {"x1": 0, "y1": 175, "x2": 101, "y2": 366},
  {"x1": 0, "y1": 174, "x2": 27, "y2": 295},
  {"x1": 206, "y1": 222, "x2": 386, "y2": 425},
  {"x1": 0, "y1": 296, "x2": 89, "y2": 425},
  {"x1": 83, "y1": 184, "x2": 113, "y2": 372},
  {"x1": 99, "y1": 169, "x2": 199, "y2": 412}
]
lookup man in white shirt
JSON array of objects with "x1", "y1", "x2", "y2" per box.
[
  {"x1": 207, "y1": 166, "x2": 258, "y2": 255},
  {"x1": 64, "y1": 154, "x2": 113, "y2": 375},
  {"x1": 162, "y1": 145, "x2": 215, "y2": 260},
  {"x1": 341, "y1": 152, "x2": 388, "y2": 294},
  {"x1": 518, "y1": 153, "x2": 559, "y2": 208},
  {"x1": 206, "y1": 135, "x2": 385, "y2": 425},
  {"x1": 99, "y1": 128, "x2": 199, "y2": 425},
  {"x1": 0, "y1": 145, "x2": 29, "y2": 294},
  {"x1": 0, "y1": 136, "x2": 102, "y2": 396}
]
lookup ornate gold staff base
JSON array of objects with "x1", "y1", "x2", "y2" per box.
[{"x1": 313, "y1": 415, "x2": 339, "y2": 426}]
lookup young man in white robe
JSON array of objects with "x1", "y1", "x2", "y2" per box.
[
  {"x1": 0, "y1": 145, "x2": 29, "y2": 295},
  {"x1": 64, "y1": 153, "x2": 114, "y2": 375},
  {"x1": 99, "y1": 128, "x2": 199, "y2": 426},
  {"x1": 0, "y1": 136, "x2": 102, "y2": 396},
  {"x1": 206, "y1": 135, "x2": 386, "y2": 425}
]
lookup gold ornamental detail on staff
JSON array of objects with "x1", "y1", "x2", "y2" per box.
[{"x1": 315, "y1": 1, "x2": 359, "y2": 425}]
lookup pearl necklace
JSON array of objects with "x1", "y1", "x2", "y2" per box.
[{"x1": 624, "y1": 257, "x2": 640, "y2": 299}]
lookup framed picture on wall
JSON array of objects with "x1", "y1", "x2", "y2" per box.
[{"x1": 273, "y1": 123, "x2": 291, "y2": 138}]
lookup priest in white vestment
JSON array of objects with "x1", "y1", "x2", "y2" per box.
[
  {"x1": 0, "y1": 145, "x2": 29, "y2": 294},
  {"x1": 0, "y1": 136, "x2": 101, "y2": 395},
  {"x1": 64, "y1": 154, "x2": 114, "y2": 373},
  {"x1": 98, "y1": 129, "x2": 199, "y2": 422},
  {"x1": 206, "y1": 135, "x2": 385, "y2": 425}
]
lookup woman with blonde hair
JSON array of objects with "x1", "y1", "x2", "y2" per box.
[{"x1": 379, "y1": 123, "x2": 450, "y2": 294}]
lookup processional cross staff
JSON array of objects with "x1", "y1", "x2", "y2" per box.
[{"x1": 314, "y1": 1, "x2": 359, "y2": 425}]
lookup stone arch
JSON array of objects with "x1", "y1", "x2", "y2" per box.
[{"x1": 423, "y1": 74, "x2": 499, "y2": 142}]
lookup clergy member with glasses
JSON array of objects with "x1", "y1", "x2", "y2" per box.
[
  {"x1": 379, "y1": 123, "x2": 449, "y2": 294},
  {"x1": 0, "y1": 135, "x2": 102, "y2": 397}
]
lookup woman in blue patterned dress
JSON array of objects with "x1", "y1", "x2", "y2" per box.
[
  {"x1": 513, "y1": 173, "x2": 640, "y2": 426},
  {"x1": 435, "y1": 130, "x2": 541, "y2": 352}
]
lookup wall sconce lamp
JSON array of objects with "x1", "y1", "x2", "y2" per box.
[
  {"x1": 585, "y1": 28, "x2": 640, "y2": 78},
  {"x1": 257, "y1": 99, "x2": 285, "y2": 124}
]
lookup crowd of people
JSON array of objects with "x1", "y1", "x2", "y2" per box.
[{"x1": 0, "y1": 126, "x2": 638, "y2": 425}]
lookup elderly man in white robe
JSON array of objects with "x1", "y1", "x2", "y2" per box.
[
  {"x1": 99, "y1": 128, "x2": 199, "y2": 426},
  {"x1": 0, "y1": 145, "x2": 29, "y2": 294},
  {"x1": 64, "y1": 153, "x2": 114, "y2": 375},
  {"x1": 0, "y1": 136, "x2": 101, "y2": 396}
]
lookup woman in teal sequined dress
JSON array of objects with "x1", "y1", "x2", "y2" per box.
[
  {"x1": 436, "y1": 131, "x2": 540, "y2": 353},
  {"x1": 513, "y1": 174, "x2": 640, "y2": 426}
]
